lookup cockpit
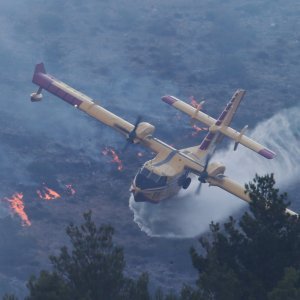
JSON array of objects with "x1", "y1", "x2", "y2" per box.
[{"x1": 135, "y1": 167, "x2": 167, "y2": 190}]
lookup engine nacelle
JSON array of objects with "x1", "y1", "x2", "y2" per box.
[
  {"x1": 135, "y1": 122, "x2": 155, "y2": 140},
  {"x1": 207, "y1": 161, "x2": 226, "y2": 177},
  {"x1": 30, "y1": 92, "x2": 43, "y2": 102}
]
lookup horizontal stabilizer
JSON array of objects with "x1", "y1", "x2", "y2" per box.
[
  {"x1": 162, "y1": 95, "x2": 216, "y2": 127},
  {"x1": 162, "y1": 91, "x2": 276, "y2": 159},
  {"x1": 219, "y1": 126, "x2": 276, "y2": 159}
]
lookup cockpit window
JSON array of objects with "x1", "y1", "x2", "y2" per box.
[
  {"x1": 135, "y1": 168, "x2": 167, "y2": 189},
  {"x1": 140, "y1": 168, "x2": 150, "y2": 176}
]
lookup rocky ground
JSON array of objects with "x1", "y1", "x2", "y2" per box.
[{"x1": 0, "y1": 125, "x2": 201, "y2": 296}]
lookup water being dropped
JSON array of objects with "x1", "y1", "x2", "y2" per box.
[{"x1": 129, "y1": 107, "x2": 300, "y2": 238}]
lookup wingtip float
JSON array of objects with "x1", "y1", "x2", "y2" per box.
[{"x1": 31, "y1": 63, "x2": 296, "y2": 216}]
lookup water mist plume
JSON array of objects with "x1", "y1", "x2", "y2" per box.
[{"x1": 129, "y1": 106, "x2": 300, "y2": 238}]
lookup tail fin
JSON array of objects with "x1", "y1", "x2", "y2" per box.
[
  {"x1": 33, "y1": 63, "x2": 46, "y2": 76},
  {"x1": 215, "y1": 89, "x2": 246, "y2": 127},
  {"x1": 32, "y1": 63, "x2": 47, "y2": 85},
  {"x1": 198, "y1": 90, "x2": 246, "y2": 152},
  {"x1": 215, "y1": 90, "x2": 276, "y2": 159}
]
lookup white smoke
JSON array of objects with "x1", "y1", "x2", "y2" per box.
[{"x1": 129, "y1": 106, "x2": 300, "y2": 238}]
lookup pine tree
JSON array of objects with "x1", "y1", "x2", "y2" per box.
[
  {"x1": 25, "y1": 211, "x2": 150, "y2": 300},
  {"x1": 268, "y1": 267, "x2": 300, "y2": 300},
  {"x1": 189, "y1": 174, "x2": 300, "y2": 300}
]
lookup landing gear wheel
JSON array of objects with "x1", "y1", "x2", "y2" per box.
[{"x1": 182, "y1": 177, "x2": 191, "y2": 189}]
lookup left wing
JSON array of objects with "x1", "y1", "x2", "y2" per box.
[{"x1": 31, "y1": 63, "x2": 168, "y2": 154}]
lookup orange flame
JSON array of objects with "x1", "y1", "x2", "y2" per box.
[
  {"x1": 37, "y1": 186, "x2": 61, "y2": 200},
  {"x1": 4, "y1": 193, "x2": 31, "y2": 227},
  {"x1": 102, "y1": 147, "x2": 123, "y2": 171},
  {"x1": 189, "y1": 96, "x2": 208, "y2": 136},
  {"x1": 190, "y1": 96, "x2": 199, "y2": 108},
  {"x1": 190, "y1": 96, "x2": 205, "y2": 110},
  {"x1": 65, "y1": 184, "x2": 76, "y2": 196},
  {"x1": 191, "y1": 124, "x2": 208, "y2": 137}
]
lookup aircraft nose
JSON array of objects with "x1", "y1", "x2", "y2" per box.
[
  {"x1": 130, "y1": 183, "x2": 140, "y2": 194},
  {"x1": 133, "y1": 192, "x2": 149, "y2": 202}
]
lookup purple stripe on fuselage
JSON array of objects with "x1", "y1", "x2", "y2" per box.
[
  {"x1": 64, "y1": 95, "x2": 82, "y2": 107},
  {"x1": 48, "y1": 84, "x2": 59, "y2": 94},
  {"x1": 56, "y1": 88, "x2": 67, "y2": 98},
  {"x1": 199, "y1": 132, "x2": 215, "y2": 150},
  {"x1": 258, "y1": 148, "x2": 276, "y2": 159},
  {"x1": 32, "y1": 71, "x2": 83, "y2": 107},
  {"x1": 216, "y1": 112, "x2": 226, "y2": 125},
  {"x1": 215, "y1": 101, "x2": 233, "y2": 125},
  {"x1": 64, "y1": 93, "x2": 79, "y2": 106},
  {"x1": 161, "y1": 95, "x2": 177, "y2": 105}
]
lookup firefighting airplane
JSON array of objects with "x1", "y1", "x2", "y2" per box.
[{"x1": 30, "y1": 63, "x2": 297, "y2": 215}]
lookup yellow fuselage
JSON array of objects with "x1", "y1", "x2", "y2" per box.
[{"x1": 130, "y1": 153, "x2": 188, "y2": 203}]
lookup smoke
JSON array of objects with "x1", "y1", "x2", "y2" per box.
[{"x1": 129, "y1": 106, "x2": 300, "y2": 238}]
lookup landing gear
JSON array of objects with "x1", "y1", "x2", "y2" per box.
[
  {"x1": 182, "y1": 177, "x2": 191, "y2": 189},
  {"x1": 198, "y1": 171, "x2": 208, "y2": 183}
]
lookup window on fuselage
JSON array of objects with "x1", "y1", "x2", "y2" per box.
[{"x1": 135, "y1": 168, "x2": 167, "y2": 189}]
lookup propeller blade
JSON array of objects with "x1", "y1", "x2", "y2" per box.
[
  {"x1": 196, "y1": 152, "x2": 214, "y2": 195},
  {"x1": 122, "y1": 116, "x2": 142, "y2": 152},
  {"x1": 128, "y1": 115, "x2": 142, "y2": 141},
  {"x1": 133, "y1": 115, "x2": 142, "y2": 130},
  {"x1": 122, "y1": 141, "x2": 130, "y2": 153},
  {"x1": 197, "y1": 153, "x2": 213, "y2": 182},
  {"x1": 203, "y1": 154, "x2": 211, "y2": 171},
  {"x1": 195, "y1": 181, "x2": 202, "y2": 195}
]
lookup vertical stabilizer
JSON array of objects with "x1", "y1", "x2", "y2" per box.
[
  {"x1": 34, "y1": 63, "x2": 46, "y2": 75},
  {"x1": 215, "y1": 89, "x2": 246, "y2": 127}
]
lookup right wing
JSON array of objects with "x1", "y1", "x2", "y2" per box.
[
  {"x1": 207, "y1": 175, "x2": 251, "y2": 203},
  {"x1": 207, "y1": 175, "x2": 298, "y2": 216},
  {"x1": 31, "y1": 63, "x2": 169, "y2": 154}
]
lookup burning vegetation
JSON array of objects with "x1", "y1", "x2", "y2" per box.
[
  {"x1": 2, "y1": 184, "x2": 76, "y2": 227},
  {"x1": 3, "y1": 192, "x2": 31, "y2": 227},
  {"x1": 102, "y1": 147, "x2": 123, "y2": 171},
  {"x1": 190, "y1": 95, "x2": 201, "y2": 108},
  {"x1": 191, "y1": 124, "x2": 208, "y2": 137},
  {"x1": 189, "y1": 96, "x2": 208, "y2": 136},
  {"x1": 65, "y1": 184, "x2": 76, "y2": 196},
  {"x1": 37, "y1": 186, "x2": 61, "y2": 200}
]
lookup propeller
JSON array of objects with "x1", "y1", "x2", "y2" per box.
[
  {"x1": 195, "y1": 152, "x2": 213, "y2": 195},
  {"x1": 122, "y1": 116, "x2": 142, "y2": 152}
]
